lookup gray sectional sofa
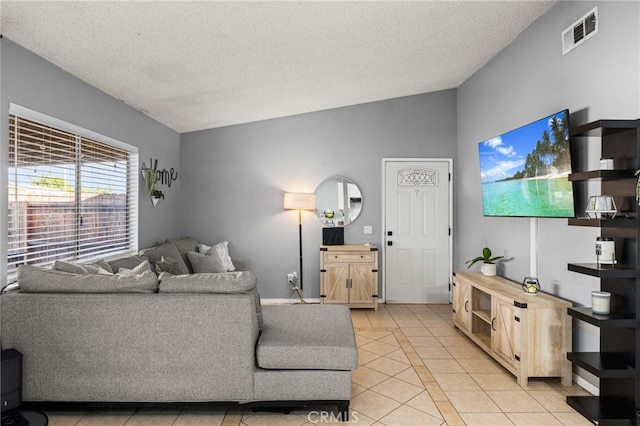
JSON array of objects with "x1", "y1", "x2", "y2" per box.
[{"x1": 0, "y1": 238, "x2": 358, "y2": 418}]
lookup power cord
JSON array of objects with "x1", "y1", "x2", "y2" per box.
[{"x1": 289, "y1": 278, "x2": 307, "y2": 303}]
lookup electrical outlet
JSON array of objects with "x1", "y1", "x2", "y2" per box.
[
  {"x1": 364, "y1": 225, "x2": 373, "y2": 235},
  {"x1": 287, "y1": 272, "x2": 298, "y2": 285}
]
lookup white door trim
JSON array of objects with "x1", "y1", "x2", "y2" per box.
[{"x1": 381, "y1": 158, "x2": 454, "y2": 303}]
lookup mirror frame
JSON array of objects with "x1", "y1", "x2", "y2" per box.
[{"x1": 314, "y1": 176, "x2": 363, "y2": 227}]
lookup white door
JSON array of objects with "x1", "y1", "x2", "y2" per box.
[{"x1": 384, "y1": 159, "x2": 452, "y2": 303}]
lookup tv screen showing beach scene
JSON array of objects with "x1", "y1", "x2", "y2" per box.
[{"x1": 478, "y1": 110, "x2": 575, "y2": 218}]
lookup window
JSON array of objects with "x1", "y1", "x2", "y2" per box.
[{"x1": 8, "y1": 105, "x2": 138, "y2": 275}]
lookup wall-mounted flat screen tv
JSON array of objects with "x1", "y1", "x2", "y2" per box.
[{"x1": 478, "y1": 109, "x2": 575, "y2": 218}]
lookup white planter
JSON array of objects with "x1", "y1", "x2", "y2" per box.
[{"x1": 481, "y1": 263, "x2": 497, "y2": 276}]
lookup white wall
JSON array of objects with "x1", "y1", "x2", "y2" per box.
[
  {"x1": 0, "y1": 38, "x2": 181, "y2": 286},
  {"x1": 457, "y1": 0, "x2": 640, "y2": 388}
]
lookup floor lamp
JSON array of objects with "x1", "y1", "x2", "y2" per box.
[{"x1": 284, "y1": 192, "x2": 316, "y2": 302}]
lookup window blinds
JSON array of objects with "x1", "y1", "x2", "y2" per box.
[{"x1": 8, "y1": 114, "x2": 137, "y2": 273}]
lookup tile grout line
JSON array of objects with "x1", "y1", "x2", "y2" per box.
[
  {"x1": 221, "y1": 408, "x2": 244, "y2": 426},
  {"x1": 392, "y1": 325, "x2": 466, "y2": 426}
]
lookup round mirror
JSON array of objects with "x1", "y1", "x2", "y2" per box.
[{"x1": 314, "y1": 177, "x2": 362, "y2": 226}]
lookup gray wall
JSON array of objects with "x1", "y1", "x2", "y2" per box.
[
  {"x1": 0, "y1": 38, "x2": 181, "y2": 285},
  {"x1": 457, "y1": 0, "x2": 639, "y2": 386},
  {"x1": 180, "y1": 90, "x2": 457, "y2": 298}
]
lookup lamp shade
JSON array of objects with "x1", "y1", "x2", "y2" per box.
[{"x1": 284, "y1": 192, "x2": 316, "y2": 210}]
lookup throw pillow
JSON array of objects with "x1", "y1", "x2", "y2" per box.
[
  {"x1": 187, "y1": 251, "x2": 226, "y2": 273},
  {"x1": 154, "y1": 256, "x2": 184, "y2": 275},
  {"x1": 108, "y1": 255, "x2": 149, "y2": 272},
  {"x1": 170, "y1": 237, "x2": 199, "y2": 273},
  {"x1": 198, "y1": 241, "x2": 235, "y2": 272},
  {"x1": 52, "y1": 260, "x2": 105, "y2": 274},
  {"x1": 92, "y1": 259, "x2": 114, "y2": 274},
  {"x1": 118, "y1": 260, "x2": 152, "y2": 275},
  {"x1": 140, "y1": 241, "x2": 190, "y2": 275}
]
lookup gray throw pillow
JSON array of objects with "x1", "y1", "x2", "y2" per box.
[
  {"x1": 154, "y1": 256, "x2": 184, "y2": 275},
  {"x1": 108, "y1": 255, "x2": 149, "y2": 272},
  {"x1": 140, "y1": 241, "x2": 190, "y2": 275},
  {"x1": 170, "y1": 237, "x2": 199, "y2": 273},
  {"x1": 198, "y1": 242, "x2": 235, "y2": 271},
  {"x1": 187, "y1": 251, "x2": 226, "y2": 273},
  {"x1": 53, "y1": 260, "x2": 112, "y2": 275},
  {"x1": 117, "y1": 260, "x2": 152, "y2": 275}
]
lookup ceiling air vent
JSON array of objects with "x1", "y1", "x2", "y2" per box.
[{"x1": 562, "y1": 7, "x2": 598, "y2": 55}]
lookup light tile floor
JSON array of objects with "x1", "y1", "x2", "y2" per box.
[{"x1": 45, "y1": 304, "x2": 593, "y2": 425}]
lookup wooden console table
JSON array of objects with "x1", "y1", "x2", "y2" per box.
[{"x1": 452, "y1": 272, "x2": 572, "y2": 386}]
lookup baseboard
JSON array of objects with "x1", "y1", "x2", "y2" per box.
[
  {"x1": 573, "y1": 373, "x2": 599, "y2": 396},
  {"x1": 261, "y1": 298, "x2": 321, "y2": 305}
]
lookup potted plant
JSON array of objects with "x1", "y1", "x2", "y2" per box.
[
  {"x1": 466, "y1": 246, "x2": 504, "y2": 276},
  {"x1": 150, "y1": 189, "x2": 164, "y2": 206}
]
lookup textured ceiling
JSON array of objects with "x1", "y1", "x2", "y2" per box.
[{"x1": 1, "y1": 1, "x2": 554, "y2": 133}]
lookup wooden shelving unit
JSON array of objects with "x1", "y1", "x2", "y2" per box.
[{"x1": 567, "y1": 119, "x2": 640, "y2": 425}]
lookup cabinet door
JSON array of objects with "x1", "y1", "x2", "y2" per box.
[
  {"x1": 492, "y1": 298, "x2": 519, "y2": 368},
  {"x1": 452, "y1": 278, "x2": 471, "y2": 332},
  {"x1": 322, "y1": 263, "x2": 349, "y2": 304},
  {"x1": 350, "y1": 263, "x2": 375, "y2": 305}
]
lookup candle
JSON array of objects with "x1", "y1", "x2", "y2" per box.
[{"x1": 592, "y1": 291, "x2": 611, "y2": 315}]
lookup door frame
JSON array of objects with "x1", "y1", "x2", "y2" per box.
[{"x1": 381, "y1": 158, "x2": 454, "y2": 303}]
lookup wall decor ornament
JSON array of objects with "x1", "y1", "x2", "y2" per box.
[{"x1": 141, "y1": 158, "x2": 178, "y2": 206}]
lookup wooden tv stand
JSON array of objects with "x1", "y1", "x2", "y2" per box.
[{"x1": 452, "y1": 272, "x2": 572, "y2": 386}]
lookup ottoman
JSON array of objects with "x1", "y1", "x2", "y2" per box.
[{"x1": 253, "y1": 304, "x2": 358, "y2": 419}]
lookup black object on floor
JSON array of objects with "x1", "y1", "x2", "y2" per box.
[{"x1": 1, "y1": 411, "x2": 48, "y2": 426}]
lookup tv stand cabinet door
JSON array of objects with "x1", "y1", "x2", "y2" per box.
[
  {"x1": 452, "y1": 275, "x2": 471, "y2": 332},
  {"x1": 491, "y1": 297, "x2": 520, "y2": 369}
]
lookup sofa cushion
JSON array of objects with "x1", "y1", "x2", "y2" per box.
[
  {"x1": 169, "y1": 237, "x2": 199, "y2": 273},
  {"x1": 187, "y1": 251, "x2": 226, "y2": 273},
  {"x1": 140, "y1": 241, "x2": 190, "y2": 275},
  {"x1": 158, "y1": 271, "x2": 262, "y2": 329},
  {"x1": 158, "y1": 271, "x2": 257, "y2": 293},
  {"x1": 53, "y1": 259, "x2": 113, "y2": 275},
  {"x1": 17, "y1": 265, "x2": 159, "y2": 293},
  {"x1": 198, "y1": 242, "x2": 235, "y2": 272},
  {"x1": 257, "y1": 305, "x2": 357, "y2": 371}
]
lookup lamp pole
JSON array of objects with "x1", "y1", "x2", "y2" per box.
[
  {"x1": 283, "y1": 192, "x2": 315, "y2": 303},
  {"x1": 298, "y1": 208, "x2": 304, "y2": 295}
]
